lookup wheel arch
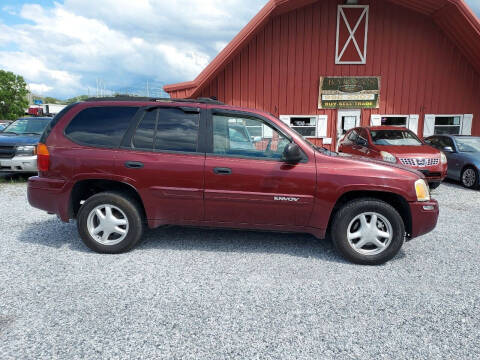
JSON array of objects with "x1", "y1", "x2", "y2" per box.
[
  {"x1": 69, "y1": 179, "x2": 146, "y2": 220},
  {"x1": 327, "y1": 190, "x2": 412, "y2": 237}
]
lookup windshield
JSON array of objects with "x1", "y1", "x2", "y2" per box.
[
  {"x1": 370, "y1": 129, "x2": 422, "y2": 146},
  {"x1": 3, "y1": 118, "x2": 51, "y2": 135},
  {"x1": 455, "y1": 137, "x2": 480, "y2": 153}
]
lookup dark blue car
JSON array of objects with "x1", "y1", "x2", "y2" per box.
[
  {"x1": 425, "y1": 135, "x2": 480, "y2": 189},
  {"x1": 0, "y1": 117, "x2": 52, "y2": 173}
]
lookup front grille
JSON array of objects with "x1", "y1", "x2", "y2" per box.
[
  {"x1": 399, "y1": 157, "x2": 439, "y2": 167},
  {"x1": 0, "y1": 146, "x2": 15, "y2": 159}
]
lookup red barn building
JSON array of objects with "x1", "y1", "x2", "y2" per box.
[{"x1": 164, "y1": 0, "x2": 480, "y2": 150}]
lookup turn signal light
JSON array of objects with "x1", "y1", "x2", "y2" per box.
[{"x1": 37, "y1": 143, "x2": 50, "y2": 172}]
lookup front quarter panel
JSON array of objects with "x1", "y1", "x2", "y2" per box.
[{"x1": 310, "y1": 152, "x2": 420, "y2": 231}]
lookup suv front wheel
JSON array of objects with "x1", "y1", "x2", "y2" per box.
[
  {"x1": 77, "y1": 192, "x2": 144, "y2": 253},
  {"x1": 331, "y1": 199, "x2": 405, "y2": 265}
]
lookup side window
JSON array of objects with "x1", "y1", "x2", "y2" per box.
[
  {"x1": 65, "y1": 106, "x2": 139, "y2": 147},
  {"x1": 154, "y1": 107, "x2": 199, "y2": 152},
  {"x1": 132, "y1": 110, "x2": 157, "y2": 151},
  {"x1": 357, "y1": 129, "x2": 369, "y2": 145},
  {"x1": 212, "y1": 115, "x2": 290, "y2": 160}
]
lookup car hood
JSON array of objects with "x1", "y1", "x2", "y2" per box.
[
  {"x1": 374, "y1": 144, "x2": 440, "y2": 157},
  {"x1": 0, "y1": 133, "x2": 41, "y2": 146}
]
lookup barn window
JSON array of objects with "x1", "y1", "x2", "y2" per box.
[
  {"x1": 336, "y1": 5, "x2": 369, "y2": 64},
  {"x1": 279, "y1": 115, "x2": 329, "y2": 139},
  {"x1": 423, "y1": 114, "x2": 473, "y2": 137}
]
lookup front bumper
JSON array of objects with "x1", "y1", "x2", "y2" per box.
[
  {"x1": 0, "y1": 155, "x2": 37, "y2": 172},
  {"x1": 408, "y1": 199, "x2": 439, "y2": 239}
]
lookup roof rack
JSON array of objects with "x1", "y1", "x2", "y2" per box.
[{"x1": 84, "y1": 96, "x2": 225, "y2": 105}]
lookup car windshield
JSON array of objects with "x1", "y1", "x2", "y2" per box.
[
  {"x1": 455, "y1": 137, "x2": 480, "y2": 153},
  {"x1": 3, "y1": 118, "x2": 51, "y2": 135},
  {"x1": 370, "y1": 129, "x2": 422, "y2": 146}
]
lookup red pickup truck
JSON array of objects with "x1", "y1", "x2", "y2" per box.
[{"x1": 27, "y1": 98, "x2": 439, "y2": 265}]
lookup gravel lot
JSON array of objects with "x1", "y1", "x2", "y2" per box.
[{"x1": 1, "y1": 176, "x2": 479, "y2": 359}]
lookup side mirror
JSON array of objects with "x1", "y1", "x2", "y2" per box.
[
  {"x1": 443, "y1": 146, "x2": 454, "y2": 153},
  {"x1": 282, "y1": 143, "x2": 303, "y2": 164},
  {"x1": 252, "y1": 136, "x2": 262, "y2": 142}
]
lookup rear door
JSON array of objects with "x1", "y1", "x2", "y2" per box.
[
  {"x1": 203, "y1": 109, "x2": 316, "y2": 228},
  {"x1": 116, "y1": 105, "x2": 205, "y2": 225}
]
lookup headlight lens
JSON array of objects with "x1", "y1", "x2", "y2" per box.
[
  {"x1": 380, "y1": 151, "x2": 397, "y2": 163},
  {"x1": 415, "y1": 179, "x2": 431, "y2": 202},
  {"x1": 440, "y1": 152, "x2": 447, "y2": 165},
  {"x1": 16, "y1": 145, "x2": 37, "y2": 157}
]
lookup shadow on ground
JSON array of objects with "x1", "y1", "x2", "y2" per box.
[{"x1": 17, "y1": 218, "x2": 365, "y2": 264}]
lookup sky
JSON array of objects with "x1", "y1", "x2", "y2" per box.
[{"x1": 0, "y1": 0, "x2": 479, "y2": 99}]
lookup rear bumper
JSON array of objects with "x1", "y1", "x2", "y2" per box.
[
  {"x1": 409, "y1": 199, "x2": 439, "y2": 239},
  {"x1": 28, "y1": 176, "x2": 70, "y2": 222},
  {"x1": 0, "y1": 155, "x2": 37, "y2": 172}
]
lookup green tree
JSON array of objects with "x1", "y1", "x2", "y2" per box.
[
  {"x1": 43, "y1": 96, "x2": 60, "y2": 104},
  {"x1": 0, "y1": 70, "x2": 29, "y2": 120},
  {"x1": 65, "y1": 95, "x2": 89, "y2": 105}
]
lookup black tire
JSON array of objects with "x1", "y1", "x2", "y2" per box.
[
  {"x1": 460, "y1": 166, "x2": 479, "y2": 189},
  {"x1": 77, "y1": 192, "x2": 144, "y2": 253},
  {"x1": 429, "y1": 182, "x2": 441, "y2": 190},
  {"x1": 331, "y1": 199, "x2": 405, "y2": 265}
]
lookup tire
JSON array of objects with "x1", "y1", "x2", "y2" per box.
[
  {"x1": 330, "y1": 199, "x2": 405, "y2": 265},
  {"x1": 429, "y1": 182, "x2": 441, "y2": 190},
  {"x1": 460, "y1": 166, "x2": 479, "y2": 189},
  {"x1": 77, "y1": 192, "x2": 144, "y2": 253}
]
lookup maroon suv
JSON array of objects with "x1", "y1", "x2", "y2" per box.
[{"x1": 28, "y1": 98, "x2": 439, "y2": 265}]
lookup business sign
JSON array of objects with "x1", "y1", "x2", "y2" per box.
[
  {"x1": 319, "y1": 77, "x2": 380, "y2": 109},
  {"x1": 33, "y1": 99, "x2": 43, "y2": 105}
]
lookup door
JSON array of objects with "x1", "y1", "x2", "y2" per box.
[
  {"x1": 116, "y1": 106, "x2": 205, "y2": 224},
  {"x1": 337, "y1": 110, "x2": 361, "y2": 150},
  {"x1": 204, "y1": 111, "x2": 317, "y2": 228}
]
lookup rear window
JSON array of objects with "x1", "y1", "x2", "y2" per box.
[{"x1": 65, "y1": 106, "x2": 139, "y2": 147}]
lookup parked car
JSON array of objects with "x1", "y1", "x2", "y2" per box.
[
  {"x1": 425, "y1": 135, "x2": 480, "y2": 189},
  {"x1": 0, "y1": 117, "x2": 53, "y2": 173},
  {"x1": 27, "y1": 98, "x2": 439, "y2": 265},
  {"x1": 338, "y1": 126, "x2": 448, "y2": 189}
]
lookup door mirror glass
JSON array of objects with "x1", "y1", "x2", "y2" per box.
[
  {"x1": 443, "y1": 146, "x2": 454, "y2": 153},
  {"x1": 282, "y1": 143, "x2": 303, "y2": 164}
]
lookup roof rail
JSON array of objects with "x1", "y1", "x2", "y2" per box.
[{"x1": 84, "y1": 96, "x2": 225, "y2": 105}]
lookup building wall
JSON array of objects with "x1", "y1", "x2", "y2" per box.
[{"x1": 190, "y1": 0, "x2": 480, "y2": 148}]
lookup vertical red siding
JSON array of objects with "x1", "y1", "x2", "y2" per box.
[{"x1": 193, "y1": 0, "x2": 480, "y2": 149}]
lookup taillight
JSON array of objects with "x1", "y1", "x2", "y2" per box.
[{"x1": 37, "y1": 143, "x2": 50, "y2": 172}]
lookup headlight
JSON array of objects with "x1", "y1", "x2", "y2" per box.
[
  {"x1": 16, "y1": 145, "x2": 37, "y2": 157},
  {"x1": 415, "y1": 179, "x2": 431, "y2": 202},
  {"x1": 380, "y1": 151, "x2": 397, "y2": 163},
  {"x1": 440, "y1": 152, "x2": 447, "y2": 165}
]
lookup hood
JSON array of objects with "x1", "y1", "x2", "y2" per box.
[
  {"x1": 0, "y1": 133, "x2": 41, "y2": 146},
  {"x1": 334, "y1": 151, "x2": 424, "y2": 178},
  {"x1": 375, "y1": 144, "x2": 440, "y2": 157}
]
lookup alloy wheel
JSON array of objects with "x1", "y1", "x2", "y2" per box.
[
  {"x1": 347, "y1": 212, "x2": 393, "y2": 256},
  {"x1": 86, "y1": 204, "x2": 129, "y2": 246}
]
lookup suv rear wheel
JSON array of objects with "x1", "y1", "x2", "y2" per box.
[
  {"x1": 77, "y1": 192, "x2": 144, "y2": 253},
  {"x1": 331, "y1": 199, "x2": 405, "y2": 265}
]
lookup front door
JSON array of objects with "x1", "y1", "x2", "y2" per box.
[
  {"x1": 203, "y1": 110, "x2": 317, "y2": 228},
  {"x1": 337, "y1": 109, "x2": 361, "y2": 149}
]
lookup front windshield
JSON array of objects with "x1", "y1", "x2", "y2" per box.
[
  {"x1": 3, "y1": 118, "x2": 51, "y2": 135},
  {"x1": 455, "y1": 137, "x2": 480, "y2": 153},
  {"x1": 370, "y1": 129, "x2": 422, "y2": 146}
]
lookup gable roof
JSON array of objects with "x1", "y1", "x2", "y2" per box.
[{"x1": 164, "y1": 0, "x2": 480, "y2": 98}]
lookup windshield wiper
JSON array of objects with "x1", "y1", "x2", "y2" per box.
[
  {"x1": 1, "y1": 131, "x2": 18, "y2": 135},
  {"x1": 20, "y1": 132, "x2": 42, "y2": 135}
]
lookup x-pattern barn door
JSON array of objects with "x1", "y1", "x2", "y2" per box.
[{"x1": 336, "y1": 5, "x2": 369, "y2": 64}]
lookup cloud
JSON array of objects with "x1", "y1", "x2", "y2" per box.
[
  {"x1": 2, "y1": 6, "x2": 17, "y2": 16},
  {"x1": 0, "y1": 0, "x2": 267, "y2": 98}
]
